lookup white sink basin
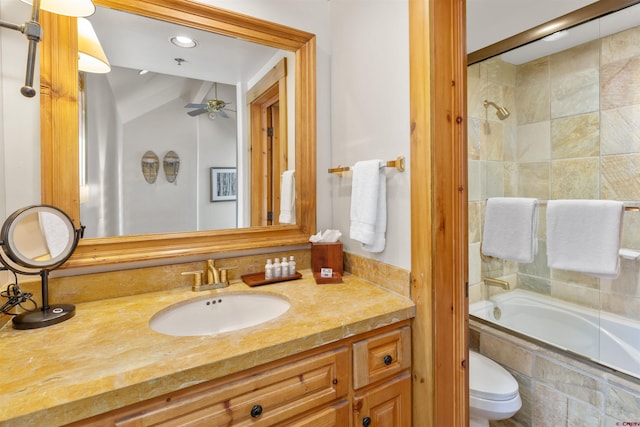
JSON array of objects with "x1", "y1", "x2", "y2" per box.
[{"x1": 149, "y1": 293, "x2": 290, "y2": 336}]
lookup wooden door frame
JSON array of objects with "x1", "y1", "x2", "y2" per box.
[
  {"x1": 409, "y1": 0, "x2": 468, "y2": 425},
  {"x1": 248, "y1": 59, "x2": 288, "y2": 226}
]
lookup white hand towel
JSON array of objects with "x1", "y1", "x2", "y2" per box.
[
  {"x1": 278, "y1": 170, "x2": 295, "y2": 224},
  {"x1": 350, "y1": 160, "x2": 386, "y2": 253},
  {"x1": 482, "y1": 197, "x2": 539, "y2": 263},
  {"x1": 547, "y1": 199, "x2": 624, "y2": 279}
]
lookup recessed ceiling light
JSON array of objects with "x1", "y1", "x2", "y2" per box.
[
  {"x1": 542, "y1": 30, "x2": 568, "y2": 42},
  {"x1": 170, "y1": 35, "x2": 198, "y2": 48}
]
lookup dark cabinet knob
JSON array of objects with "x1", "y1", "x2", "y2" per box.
[
  {"x1": 363, "y1": 416, "x2": 372, "y2": 426},
  {"x1": 383, "y1": 355, "x2": 393, "y2": 365},
  {"x1": 250, "y1": 404, "x2": 263, "y2": 418}
]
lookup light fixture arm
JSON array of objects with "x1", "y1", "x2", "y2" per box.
[{"x1": 0, "y1": 0, "x2": 42, "y2": 97}]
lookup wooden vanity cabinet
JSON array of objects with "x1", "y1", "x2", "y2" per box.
[{"x1": 67, "y1": 323, "x2": 411, "y2": 427}]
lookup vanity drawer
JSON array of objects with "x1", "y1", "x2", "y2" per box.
[
  {"x1": 114, "y1": 347, "x2": 349, "y2": 427},
  {"x1": 352, "y1": 326, "x2": 411, "y2": 389}
]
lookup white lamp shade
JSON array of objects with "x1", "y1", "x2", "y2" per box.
[
  {"x1": 20, "y1": 0, "x2": 96, "y2": 17},
  {"x1": 78, "y1": 18, "x2": 110, "y2": 73}
]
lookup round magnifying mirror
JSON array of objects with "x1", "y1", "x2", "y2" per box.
[
  {"x1": 0, "y1": 205, "x2": 81, "y2": 329},
  {"x1": 1, "y1": 205, "x2": 78, "y2": 271}
]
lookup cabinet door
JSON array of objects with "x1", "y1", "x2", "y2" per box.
[
  {"x1": 353, "y1": 326, "x2": 411, "y2": 389},
  {"x1": 353, "y1": 373, "x2": 411, "y2": 427},
  {"x1": 281, "y1": 400, "x2": 350, "y2": 427}
]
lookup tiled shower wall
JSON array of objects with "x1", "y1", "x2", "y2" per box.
[
  {"x1": 468, "y1": 24, "x2": 640, "y2": 322},
  {"x1": 467, "y1": 24, "x2": 640, "y2": 427}
]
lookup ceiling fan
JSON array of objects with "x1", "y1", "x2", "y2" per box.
[{"x1": 185, "y1": 83, "x2": 235, "y2": 119}]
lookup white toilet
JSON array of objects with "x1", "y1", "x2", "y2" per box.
[{"x1": 469, "y1": 350, "x2": 522, "y2": 427}]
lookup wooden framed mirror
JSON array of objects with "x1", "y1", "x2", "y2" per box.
[{"x1": 39, "y1": 0, "x2": 316, "y2": 269}]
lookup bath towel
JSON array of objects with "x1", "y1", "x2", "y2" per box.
[
  {"x1": 350, "y1": 160, "x2": 386, "y2": 253},
  {"x1": 278, "y1": 170, "x2": 295, "y2": 224},
  {"x1": 482, "y1": 197, "x2": 539, "y2": 263},
  {"x1": 547, "y1": 199, "x2": 624, "y2": 279}
]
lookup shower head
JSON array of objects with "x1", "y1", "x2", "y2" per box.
[{"x1": 483, "y1": 100, "x2": 510, "y2": 120}]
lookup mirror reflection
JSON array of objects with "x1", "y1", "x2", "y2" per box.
[
  {"x1": 81, "y1": 6, "x2": 295, "y2": 238},
  {"x1": 467, "y1": 3, "x2": 640, "y2": 379}
]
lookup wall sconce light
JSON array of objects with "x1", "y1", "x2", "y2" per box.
[
  {"x1": 0, "y1": 0, "x2": 97, "y2": 97},
  {"x1": 78, "y1": 17, "x2": 110, "y2": 73}
]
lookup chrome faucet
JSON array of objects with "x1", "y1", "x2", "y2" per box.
[{"x1": 182, "y1": 260, "x2": 233, "y2": 292}]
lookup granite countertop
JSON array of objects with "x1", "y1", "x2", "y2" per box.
[{"x1": 0, "y1": 271, "x2": 415, "y2": 426}]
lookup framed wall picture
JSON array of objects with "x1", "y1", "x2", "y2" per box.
[{"x1": 210, "y1": 167, "x2": 237, "y2": 202}]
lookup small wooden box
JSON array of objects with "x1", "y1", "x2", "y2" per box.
[{"x1": 311, "y1": 242, "x2": 343, "y2": 283}]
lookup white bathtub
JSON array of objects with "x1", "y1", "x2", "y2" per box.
[{"x1": 470, "y1": 289, "x2": 640, "y2": 378}]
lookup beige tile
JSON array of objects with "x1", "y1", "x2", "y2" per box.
[
  {"x1": 468, "y1": 160, "x2": 485, "y2": 202},
  {"x1": 602, "y1": 293, "x2": 640, "y2": 321},
  {"x1": 621, "y1": 209, "x2": 640, "y2": 249},
  {"x1": 550, "y1": 280, "x2": 601, "y2": 309},
  {"x1": 479, "y1": 334, "x2": 533, "y2": 376},
  {"x1": 518, "y1": 162, "x2": 549, "y2": 199},
  {"x1": 550, "y1": 268, "x2": 600, "y2": 290},
  {"x1": 550, "y1": 68, "x2": 599, "y2": 118},
  {"x1": 534, "y1": 355, "x2": 605, "y2": 407},
  {"x1": 517, "y1": 57, "x2": 549, "y2": 87},
  {"x1": 482, "y1": 121, "x2": 504, "y2": 161},
  {"x1": 486, "y1": 57, "x2": 517, "y2": 86},
  {"x1": 550, "y1": 40, "x2": 600, "y2": 77},
  {"x1": 606, "y1": 382, "x2": 640, "y2": 420},
  {"x1": 468, "y1": 118, "x2": 482, "y2": 160},
  {"x1": 486, "y1": 161, "x2": 505, "y2": 198},
  {"x1": 517, "y1": 121, "x2": 550, "y2": 162},
  {"x1": 601, "y1": 154, "x2": 640, "y2": 200},
  {"x1": 468, "y1": 201, "x2": 483, "y2": 243},
  {"x1": 551, "y1": 112, "x2": 600, "y2": 159},
  {"x1": 600, "y1": 105, "x2": 640, "y2": 155},
  {"x1": 469, "y1": 242, "x2": 481, "y2": 285},
  {"x1": 601, "y1": 25, "x2": 640, "y2": 65},
  {"x1": 601, "y1": 57, "x2": 640, "y2": 110},
  {"x1": 515, "y1": 83, "x2": 550, "y2": 125},
  {"x1": 551, "y1": 157, "x2": 599, "y2": 199},
  {"x1": 532, "y1": 383, "x2": 569, "y2": 426},
  {"x1": 503, "y1": 161, "x2": 518, "y2": 197}
]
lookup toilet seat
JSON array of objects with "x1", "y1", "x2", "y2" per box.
[{"x1": 469, "y1": 351, "x2": 519, "y2": 401}]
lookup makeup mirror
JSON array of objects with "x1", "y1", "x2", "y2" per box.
[{"x1": 0, "y1": 205, "x2": 83, "y2": 329}]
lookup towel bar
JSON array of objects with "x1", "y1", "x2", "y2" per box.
[{"x1": 328, "y1": 156, "x2": 405, "y2": 175}]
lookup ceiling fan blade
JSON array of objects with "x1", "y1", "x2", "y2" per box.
[
  {"x1": 185, "y1": 103, "x2": 206, "y2": 109},
  {"x1": 187, "y1": 108, "x2": 208, "y2": 117},
  {"x1": 217, "y1": 110, "x2": 229, "y2": 118}
]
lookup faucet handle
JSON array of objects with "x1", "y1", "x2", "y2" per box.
[
  {"x1": 182, "y1": 270, "x2": 204, "y2": 287},
  {"x1": 218, "y1": 266, "x2": 237, "y2": 284}
]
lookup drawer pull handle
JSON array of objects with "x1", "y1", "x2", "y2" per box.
[
  {"x1": 383, "y1": 355, "x2": 393, "y2": 365},
  {"x1": 250, "y1": 405, "x2": 263, "y2": 418},
  {"x1": 363, "y1": 416, "x2": 372, "y2": 426}
]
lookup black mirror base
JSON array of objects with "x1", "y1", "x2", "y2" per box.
[{"x1": 12, "y1": 304, "x2": 75, "y2": 330}]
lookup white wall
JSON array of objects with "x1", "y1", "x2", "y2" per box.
[{"x1": 328, "y1": 0, "x2": 411, "y2": 269}]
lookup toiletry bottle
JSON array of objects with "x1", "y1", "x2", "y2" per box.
[
  {"x1": 281, "y1": 256, "x2": 289, "y2": 276},
  {"x1": 265, "y1": 259, "x2": 273, "y2": 279},
  {"x1": 273, "y1": 257, "x2": 282, "y2": 278},
  {"x1": 288, "y1": 255, "x2": 296, "y2": 275}
]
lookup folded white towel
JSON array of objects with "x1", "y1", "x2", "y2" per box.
[
  {"x1": 482, "y1": 197, "x2": 539, "y2": 263},
  {"x1": 350, "y1": 160, "x2": 386, "y2": 253},
  {"x1": 278, "y1": 170, "x2": 295, "y2": 224},
  {"x1": 547, "y1": 199, "x2": 624, "y2": 279}
]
